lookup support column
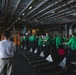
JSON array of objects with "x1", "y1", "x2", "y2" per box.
[{"x1": 64, "y1": 23, "x2": 68, "y2": 37}]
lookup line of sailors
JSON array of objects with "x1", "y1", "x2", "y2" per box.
[
  {"x1": 8, "y1": 32, "x2": 76, "y2": 70},
  {"x1": 20, "y1": 33, "x2": 51, "y2": 58}
]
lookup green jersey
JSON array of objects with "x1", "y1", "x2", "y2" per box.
[
  {"x1": 38, "y1": 38, "x2": 43, "y2": 46},
  {"x1": 63, "y1": 37, "x2": 66, "y2": 42},
  {"x1": 23, "y1": 36, "x2": 26, "y2": 41},
  {"x1": 45, "y1": 36, "x2": 50, "y2": 45},
  {"x1": 67, "y1": 36, "x2": 76, "y2": 50},
  {"x1": 29, "y1": 35, "x2": 36, "y2": 42},
  {"x1": 52, "y1": 37, "x2": 56, "y2": 44},
  {"x1": 56, "y1": 36, "x2": 63, "y2": 48}
]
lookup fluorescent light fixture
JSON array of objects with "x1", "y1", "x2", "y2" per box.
[
  {"x1": 35, "y1": 20, "x2": 38, "y2": 21},
  {"x1": 22, "y1": 13, "x2": 25, "y2": 16},
  {"x1": 18, "y1": 18, "x2": 20, "y2": 20},
  {"x1": 29, "y1": 6, "x2": 32, "y2": 9},
  {"x1": 51, "y1": 11, "x2": 55, "y2": 13}
]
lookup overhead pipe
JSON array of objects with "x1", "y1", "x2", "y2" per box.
[
  {"x1": 44, "y1": 18, "x2": 68, "y2": 24},
  {"x1": 28, "y1": 0, "x2": 63, "y2": 19},
  {"x1": 31, "y1": 0, "x2": 76, "y2": 20},
  {"x1": 39, "y1": 8, "x2": 71, "y2": 21},
  {"x1": 41, "y1": 4, "x2": 76, "y2": 21},
  {"x1": 4, "y1": 0, "x2": 12, "y2": 13},
  {"x1": 39, "y1": 1, "x2": 76, "y2": 20},
  {"x1": 6, "y1": 0, "x2": 21, "y2": 25},
  {"x1": 44, "y1": 10, "x2": 76, "y2": 23},
  {"x1": 45, "y1": 19, "x2": 75, "y2": 24},
  {"x1": 16, "y1": 0, "x2": 33, "y2": 18},
  {"x1": 10, "y1": 0, "x2": 21, "y2": 16},
  {"x1": 43, "y1": 9, "x2": 76, "y2": 22},
  {"x1": 44, "y1": 13, "x2": 76, "y2": 24},
  {"x1": 32, "y1": 6, "x2": 62, "y2": 20},
  {"x1": 22, "y1": 0, "x2": 48, "y2": 19},
  {"x1": 1, "y1": 0, "x2": 5, "y2": 11},
  {"x1": 7, "y1": 0, "x2": 33, "y2": 30},
  {"x1": 5, "y1": 0, "x2": 8, "y2": 12},
  {"x1": 44, "y1": 13, "x2": 75, "y2": 24},
  {"x1": 44, "y1": 16, "x2": 65, "y2": 23}
]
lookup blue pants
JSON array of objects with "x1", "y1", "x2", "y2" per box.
[
  {"x1": 37, "y1": 46, "x2": 43, "y2": 54},
  {"x1": 30, "y1": 42, "x2": 35, "y2": 52}
]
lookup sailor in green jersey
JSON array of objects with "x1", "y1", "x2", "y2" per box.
[
  {"x1": 29, "y1": 34, "x2": 36, "y2": 42},
  {"x1": 67, "y1": 36, "x2": 76, "y2": 50},
  {"x1": 63, "y1": 33, "x2": 76, "y2": 69},
  {"x1": 52, "y1": 35, "x2": 56, "y2": 44},
  {"x1": 62, "y1": 35, "x2": 67, "y2": 49},
  {"x1": 23, "y1": 35, "x2": 26, "y2": 41},
  {"x1": 29, "y1": 34, "x2": 36, "y2": 52},
  {"x1": 44, "y1": 33, "x2": 51, "y2": 46},
  {"x1": 20, "y1": 36, "x2": 23, "y2": 42},
  {"x1": 20, "y1": 35, "x2": 23, "y2": 48},
  {"x1": 62, "y1": 35, "x2": 66, "y2": 42},
  {"x1": 23, "y1": 35, "x2": 27, "y2": 49},
  {"x1": 52, "y1": 35, "x2": 56, "y2": 47},
  {"x1": 51, "y1": 35, "x2": 57, "y2": 56},
  {"x1": 37, "y1": 35, "x2": 43, "y2": 54},
  {"x1": 43, "y1": 33, "x2": 51, "y2": 58},
  {"x1": 56, "y1": 34, "x2": 63, "y2": 49},
  {"x1": 23, "y1": 33, "x2": 29, "y2": 50},
  {"x1": 56, "y1": 33, "x2": 64, "y2": 61},
  {"x1": 25, "y1": 33, "x2": 29, "y2": 50}
]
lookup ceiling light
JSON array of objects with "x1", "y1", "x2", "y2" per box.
[
  {"x1": 22, "y1": 13, "x2": 25, "y2": 16},
  {"x1": 51, "y1": 11, "x2": 55, "y2": 13},
  {"x1": 15, "y1": 20, "x2": 17, "y2": 22},
  {"x1": 18, "y1": 18, "x2": 20, "y2": 20},
  {"x1": 35, "y1": 20, "x2": 38, "y2": 21},
  {"x1": 29, "y1": 6, "x2": 32, "y2": 9}
]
